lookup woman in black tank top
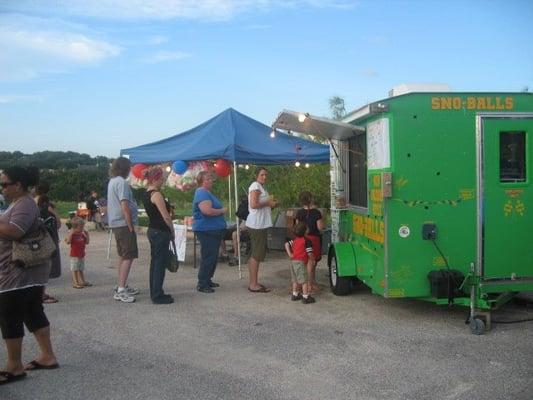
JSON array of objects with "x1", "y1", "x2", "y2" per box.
[{"x1": 142, "y1": 167, "x2": 175, "y2": 304}]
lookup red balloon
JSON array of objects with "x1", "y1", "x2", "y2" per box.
[
  {"x1": 132, "y1": 163, "x2": 148, "y2": 179},
  {"x1": 214, "y1": 159, "x2": 231, "y2": 178}
]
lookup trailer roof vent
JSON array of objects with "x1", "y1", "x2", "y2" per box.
[{"x1": 388, "y1": 83, "x2": 451, "y2": 97}]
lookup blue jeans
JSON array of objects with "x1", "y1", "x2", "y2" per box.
[
  {"x1": 147, "y1": 228, "x2": 170, "y2": 300},
  {"x1": 196, "y1": 230, "x2": 224, "y2": 289}
]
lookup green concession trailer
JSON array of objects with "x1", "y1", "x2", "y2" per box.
[{"x1": 273, "y1": 86, "x2": 533, "y2": 334}]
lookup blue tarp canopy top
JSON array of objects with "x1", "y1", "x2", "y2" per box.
[{"x1": 120, "y1": 108, "x2": 329, "y2": 164}]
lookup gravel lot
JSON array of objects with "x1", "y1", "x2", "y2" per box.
[{"x1": 2, "y1": 227, "x2": 532, "y2": 400}]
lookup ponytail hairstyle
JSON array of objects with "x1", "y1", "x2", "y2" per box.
[{"x1": 142, "y1": 166, "x2": 164, "y2": 184}]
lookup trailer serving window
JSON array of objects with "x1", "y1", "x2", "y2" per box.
[
  {"x1": 500, "y1": 131, "x2": 526, "y2": 182},
  {"x1": 348, "y1": 133, "x2": 368, "y2": 207}
]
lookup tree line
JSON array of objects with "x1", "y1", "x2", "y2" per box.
[
  {"x1": 1, "y1": 96, "x2": 344, "y2": 206},
  {"x1": 0, "y1": 151, "x2": 111, "y2": 201},
  {"x1": 0, "y1": 151, "x2": 331, "y2": 208}
]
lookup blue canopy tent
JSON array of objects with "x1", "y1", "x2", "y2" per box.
[
  {"x1": 120, "y1": 108, "x2": 330, "y2": 275},
  {"x1": 120, "y1": 108, "x2": 329, "y2": 164}
]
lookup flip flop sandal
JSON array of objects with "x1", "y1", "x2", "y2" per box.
[
  {"x1": 83, "y1": 282, "x2": 93, "y2": 287},
  {"x1": 0, "y1": 371, "x2": 27, "y2": 385},
  {"x1": 248, "y1": 286, "x2": 271, "y2": 293},
  {"x1": 72, "y1": 285, "x2": 85, "y2": 289},
  {"x1": 25, "y1": 360, "x2": 60, "y2": 371},
  {"x1": 42, "y1": 295, "x2": 59, "y2": 303}
]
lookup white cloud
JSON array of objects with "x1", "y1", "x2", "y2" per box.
[
  {"x1": 2, "y1": 0, "x2": 358, "y2": 20},
  {"x1": 244, "y1": 24, "x2": 272, "y2": 30},
  {"x1": 148, "y1": 35, "x2": 169, "y2": 45},
  {"x1": 360, "y1": 68, "x2": 378, "y2": 77},
  {"x1": 143, "y1": 50, "x2": 191, "y2": 63},
  {"x1": 364, "y1": 35, "x2": 390, "y2": 47},
  {"x1": 0, "y1": 14, "x2": 120, "y2": 82},
  {"x1": 7, "y1": 30, "x2": 120, "y2": 63},
  {"x1": 0, "y1": 94, "x2": 46, "y2": 105}
]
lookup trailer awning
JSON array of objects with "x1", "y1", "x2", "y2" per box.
[{"x1": 272, "y1": 110, "x2": 364, "y2": 140}]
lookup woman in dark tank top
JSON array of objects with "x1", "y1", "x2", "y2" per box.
[{"x1": 142, "y1": 166, "x2": 175, "y2": 304}]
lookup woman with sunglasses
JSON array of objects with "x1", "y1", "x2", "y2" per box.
[{"x1": 0, "y1": 166, "x2": 59, "y2": 386}]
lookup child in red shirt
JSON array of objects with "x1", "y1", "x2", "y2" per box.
[
  {"x1": 284, "y1": 222, "x2": 315, "y2": 304},
  {"x1": 65, "y1": 216, "x2": 91, "y2": 289}
]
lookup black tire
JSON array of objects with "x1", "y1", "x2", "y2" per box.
[
  {"x1": 469, "y1": 317, "x2": 486, "y2": 335},
  {"x1": 328, "y1": 248, "x2": 353, "y2": 296}
]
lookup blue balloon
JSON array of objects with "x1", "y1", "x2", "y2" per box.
[{"x1": 172, "y1": 160, "x2": 187, "y2": 175}]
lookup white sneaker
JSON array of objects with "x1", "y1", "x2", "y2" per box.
[
  {"x1": 113, "y1": 290, "x2": 135, "y2": 303},
  {"x1": 114, "y1": 285, "x2": 140, "y2": 296}
]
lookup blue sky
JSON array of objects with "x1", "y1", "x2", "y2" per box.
[{"x1": 1, "y1": 0, "x2": 532, "y2": 157}]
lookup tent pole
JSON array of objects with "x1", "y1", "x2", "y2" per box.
[
  {"x1": 106, "y1": 229, "x2": 112, "y2": 260},
  {"x1": 228, "y1": 175, "x2": 232, "y2": 218},
  {"x1": 233, "y1": 161, "x2": 242, "y2": 279}
]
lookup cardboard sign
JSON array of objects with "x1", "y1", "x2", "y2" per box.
[
  {"x1": 173, "y1": 224, "x2": 187, "y2": 262},
  {"x1": 367, "y1": 118, "x2": 390, "y2": 170}
]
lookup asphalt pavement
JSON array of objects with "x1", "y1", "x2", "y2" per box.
[{"x1": 1, "y1": 227, "x2": 532, "y2": 400}]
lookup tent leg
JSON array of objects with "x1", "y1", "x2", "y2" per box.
[
  {"x1": 233, "y1": 161, "x2": 242, "y2": 280},
  {"x1": 106, "y1": 229, "x2": 113, "y2": 260},
  {"x1": 228, "y1": 175, "x2": 232, "y2": 218}
]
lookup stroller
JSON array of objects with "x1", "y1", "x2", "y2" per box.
[
  {"x1": 226, "y1": 197, "x2": 251, "y2": 266},
  {"x1": 94, "y1": 198, "x2": 109, "y2": 231}
]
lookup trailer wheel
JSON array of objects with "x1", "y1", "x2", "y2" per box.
[
  {"x1": 469, "y1": 318, "x2": 486, "y2": 335},
  {"x1": 328, "y1": 249, "x2": 353, "y2": 296}
]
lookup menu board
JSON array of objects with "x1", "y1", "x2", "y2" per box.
[{"x1": 367, "y1": 118, "x2": 390, "y2": 170}]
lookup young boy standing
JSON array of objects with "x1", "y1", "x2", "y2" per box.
[
  {"x1": 65, "y1": 217, "x2": 91, "y2": 289},
  {"x1": 284, "y1": 222, "x2": 315, "y2": 304}
]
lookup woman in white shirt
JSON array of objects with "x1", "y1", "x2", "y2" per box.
[{"x1": 246, "y1": 167, "x2": 277, "y2": 292}]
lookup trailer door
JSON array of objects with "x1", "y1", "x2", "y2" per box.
[{"x1": 480, "y1": 114, "x2": 533, "y2": 279}]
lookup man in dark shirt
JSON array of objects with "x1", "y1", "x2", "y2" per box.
[{"x1": 86, "y1": 191, "x2": 99, "y2": 221}]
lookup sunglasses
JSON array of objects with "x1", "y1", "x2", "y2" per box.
[{"x1": 0, "y1": 181, "x2": 15, "y2": 188}]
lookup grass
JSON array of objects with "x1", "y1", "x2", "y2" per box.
[
  {"x1": 55, "y1": 201, "x2": 78, "y2": 219},
  {"x1": 54, "y1": 200, "x2": 193, "y2": 225}
]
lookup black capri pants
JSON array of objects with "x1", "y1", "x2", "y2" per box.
[{"x1": 0, "y1": 286, "x2": 50, "y2": 339}]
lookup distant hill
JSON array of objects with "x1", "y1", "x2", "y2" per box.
[
  {"x1": 0, "y1": 151, "x2": 112, "y2": 201},
  {"x1": 0, "y1": 150, "x2": 111, "y2": 170}
]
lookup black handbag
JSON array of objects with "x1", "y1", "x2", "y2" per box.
[
  {"x1": 12, "y1": 222, "x2": 57, "y2": 268},
  {"x1": 166, "y1": 240, "x2": 179, "y2": 273}
]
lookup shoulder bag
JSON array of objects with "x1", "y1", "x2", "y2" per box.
[
  {"x1": 166, "y1": 239, "x2": 179, "y2": 273},
  {"x1": 12, "y1": 221, "x2": 57, "y2": 268}
]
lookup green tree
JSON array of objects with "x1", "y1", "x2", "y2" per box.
[
  {"x1": 329, "y1": 95, "x2": 346, "y2": 120},
  {"x1": 0, "y1": 151, "x2": 111, "y2": 201}
]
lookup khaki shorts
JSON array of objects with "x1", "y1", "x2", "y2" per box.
[
  {"x1": 248, "y1": 228, "x2": 268, "y2": 262},
  {"x1": 290, "y1": 260, "x2": 308, "y2": 284},
  {"x1": 112, "y1": 226, "x2": 138, "y2": 259},
  {"x1": 69, "y1": 257, "x2": 85, "y2": 272}
]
